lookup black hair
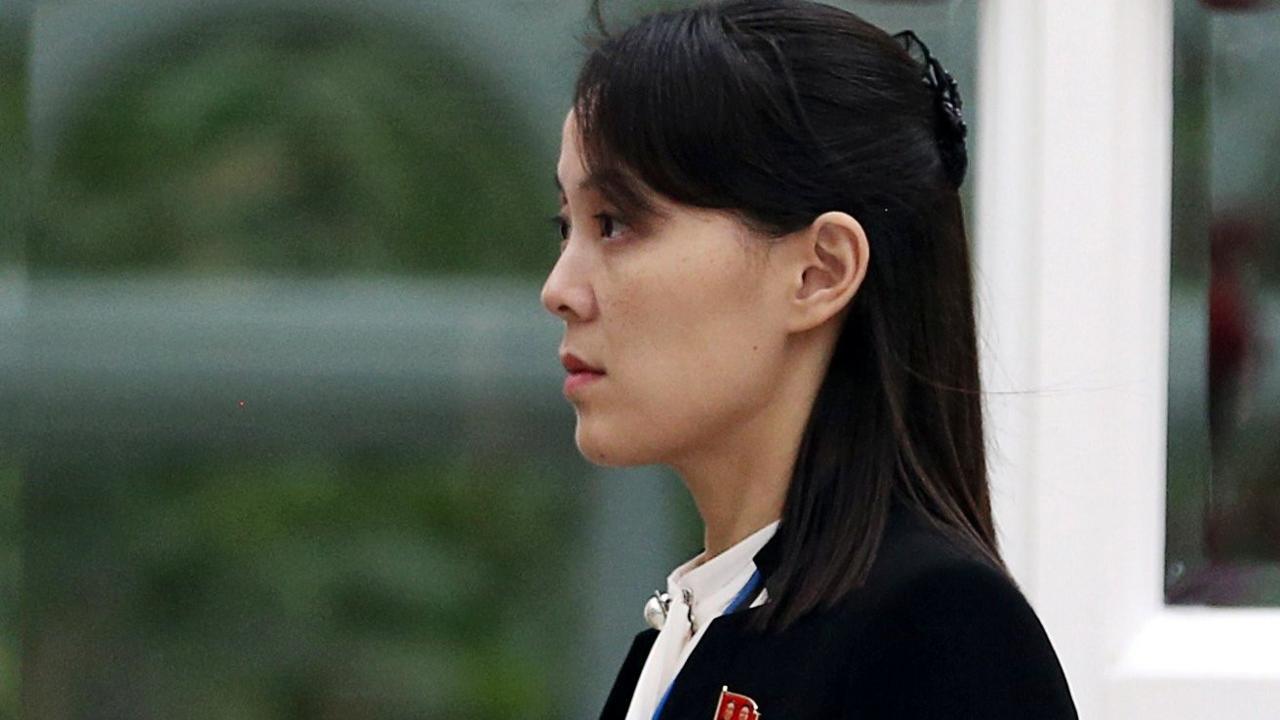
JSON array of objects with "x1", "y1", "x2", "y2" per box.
[{"x1": 569, "y1": 0, "x2": 1003, "y2": 633}]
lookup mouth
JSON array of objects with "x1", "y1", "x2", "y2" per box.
[
  {"x1": 563, "y1": 368, "x2": 605, "y2": 397},
  {"x1": 560, "y1": 351, "x2": 606, "y2": 375}
]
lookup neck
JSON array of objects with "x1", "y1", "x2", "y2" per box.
[
  {"x1": 700, "y1": 499, "x2": 782, "y2": 561},
  {"x1": 670, "y1": 395, "x2": 809, "y2": 561},
  {"x1": 668, "y1": 332, "x2": 833, "y2": 560}
]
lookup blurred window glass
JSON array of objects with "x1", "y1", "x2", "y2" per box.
[
  {"x1": 1, "y1": 3, "x2": 29, "y2": 720},
  {"x1": 26, "y1": 4, "x2": 583, "y2": 718},
  {"x1": 1166, "y1": 0, "x2": 1280, "y2": 607}
]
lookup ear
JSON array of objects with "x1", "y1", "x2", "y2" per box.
[{"x1": 784, "y1": 211, "x2": 869, "y2": 334}]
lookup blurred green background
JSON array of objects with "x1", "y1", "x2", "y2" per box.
[
  {"x1": 30, "y1": 9, "x2": 552, "y2": 277},
  {"x1": 2, "y1": 1, "x2": 31, "y2": 717}
]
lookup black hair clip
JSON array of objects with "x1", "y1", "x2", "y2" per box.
[{"x1": 892, "y1": 29, "x2": 968, "y2": 187}]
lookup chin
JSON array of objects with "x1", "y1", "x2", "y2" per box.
[{"x1": 574, "y1": 418, "x2": 656, "y2": 467}]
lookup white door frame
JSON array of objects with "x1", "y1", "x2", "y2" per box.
[{"x1": 974, "y1": 0, "x2": 1280, "y2": 717}]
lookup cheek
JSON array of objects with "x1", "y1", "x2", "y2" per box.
[
  {"x1": 570, "y1": 234, "x2": 781, "y2": 465},
  {"x1": 612, "y1": 271, "x2": 779, "y2": 433}
]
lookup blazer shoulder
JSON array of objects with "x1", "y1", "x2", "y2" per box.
[
  {"x1": 854, "y1": 505, "x2": 1000, "y2": 599},
  {"x1": 847, "y1": 547, "x2": 1079, "y2": 719}
]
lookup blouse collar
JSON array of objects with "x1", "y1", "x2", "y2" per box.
[{"x1": 666, "y1": 519, "x2": 780, "y2": 631}]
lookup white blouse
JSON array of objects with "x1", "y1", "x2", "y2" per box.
[{"x1": 624, "y1": 519, "x2": 781, "y2": 720}]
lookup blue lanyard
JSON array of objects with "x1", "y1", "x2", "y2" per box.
[{"x1": 650, "y1": 568, "x2": 763, "y2": 720}]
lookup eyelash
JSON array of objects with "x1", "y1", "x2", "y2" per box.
[{"x1": 549, "y1": 212, "x2": 628, "y2": 247}]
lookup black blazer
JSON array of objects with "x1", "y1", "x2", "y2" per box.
[{"x1": 598, "y1": 501, "x2": 1079, "y2": 719}]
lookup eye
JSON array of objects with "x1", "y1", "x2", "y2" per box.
[
  {"x1": 549, "y1": 213, "x2": 569, "y2": 241},
  {"x1": 595, "y1": 212, "x2": 628, "y2": 240},
  {"x1": 547, "y1": 211, "x2": 629, "y2": 251}
]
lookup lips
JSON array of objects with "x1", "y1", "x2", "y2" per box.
[{"x1": 561, "y1": 352, "x2": 605, "y2": 374}]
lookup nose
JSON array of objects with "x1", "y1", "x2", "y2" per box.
[{"x1": 540, "y1": 245, "x2": 596, "y2": 323}]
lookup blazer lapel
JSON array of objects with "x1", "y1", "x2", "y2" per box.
[{"x1": 598, "y1": 627, "x2": 660, "y2": 720}]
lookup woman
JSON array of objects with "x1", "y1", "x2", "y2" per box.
[{"x1": 541, "y1": 1, "x2": 1079, "y2": 718}]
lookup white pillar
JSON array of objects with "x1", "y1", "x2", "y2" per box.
[{"x1": 974, "y1": 2, "x2": 1175, "y2": 718}]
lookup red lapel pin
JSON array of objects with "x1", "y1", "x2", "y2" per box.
[{"x1": 712, "y1": 685, "x2": 761, "y2": 720}]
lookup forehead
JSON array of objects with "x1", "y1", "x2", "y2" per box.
[
  {"x1": 556, "y1": 111, "x2": 586, "y2": 187},
  {"x1": 561, "y1": 108, "x2": 578, "y2": 146},
  {"x1": 552, "y1": 111, "x2": 626, "y2": 204}
]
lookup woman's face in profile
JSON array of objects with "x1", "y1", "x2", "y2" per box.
[{"x1": 542, "y1": 110, "x2": 791, "y2": 468}]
